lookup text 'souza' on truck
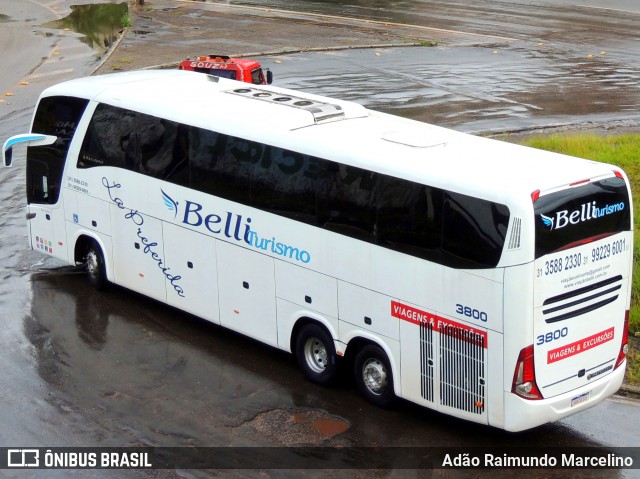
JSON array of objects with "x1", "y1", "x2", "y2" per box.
[{"x1": 178, "y1": 55, "x2": 273, "y2": 85}]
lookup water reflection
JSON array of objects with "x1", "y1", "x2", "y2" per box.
[
  {"x1": 75, "y1": 288, "x2": 109, "y2": 351},
  {"x1": 42, "y1": 2, "x2": 128, "y2": 54},
  {"x1": 23, "y1": 271, "x2": 336, "y2": 447}
]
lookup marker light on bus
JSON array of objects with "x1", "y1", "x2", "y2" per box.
[
  {"x1": 532, "y1": 171, "x2": 622, "y2": 202},
  {"x1": 531, "y1": 189, "x2": 541, "y2": 203},
  {"x1": 512, "y1": 345, "x2": 543, "y2": 400},
  {"x1": 569, "y1": 178, "x2": 590, "y2": 187},
  {"x1": 615, "y1": 310, "x2": 630, "y2": 370}
]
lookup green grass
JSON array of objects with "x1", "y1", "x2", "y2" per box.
[
  {"x1": 626, "y1": 340, "x2": 640, "y2": 385},
  {"x1": 521, "y1": 133, "x2": 640, "y2": 385},
  {"x1": 120, "y1": 13, "x2": 132, "y2": 28}
]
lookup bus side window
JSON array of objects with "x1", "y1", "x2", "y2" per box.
[
  {"x1": 135, "y1": 113, "x2": 189, "y2": 185},
  {"x1": 442, "y1": 192, "x2": 509, "y2": 267},
  {"x1": 320, "y1": 162, "x2": 378, "y2": 243},
  {"x1": 377, "y1": 176, "x2": 444, "y2": 261},
  {"x1": 26, "y1": 159, "x2": 51, "y2": 204},
  {"x1": 189, "y1": 127, "x2": 253, "y2": 203},
  {"x1": 28, "y1": 95, "x2": 88, "y2": 204},
  {"x1": 251, "y1": 148, "x2": 325, "y2": 225},
  {"x1": 79, "y1": 104, "x2": 137, "y2": 171},
  {"x1": 189, "y1": 127, "x2": 221, "y2": 195}
]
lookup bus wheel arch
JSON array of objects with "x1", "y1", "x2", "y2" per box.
[
  {"x1": 292, "y1": 319, "x2": 339, "y2": 387},
  {"x1": 347, "y1": 338, "x2": 397, "y2": 408},
  {"x1": 75, "y1": 235, "x2": 108, "y2": 290}
]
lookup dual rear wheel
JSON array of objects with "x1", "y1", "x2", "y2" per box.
[{"x1": 294, "y1": 323, "x2": 395, "y2": 407}]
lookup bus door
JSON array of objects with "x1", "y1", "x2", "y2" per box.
[
  {"x1": 26, "y1": 158, "x2": 57, "y2": 256},
  {"x1": 532, "y1": 175, "x2": 631, "y2": 399},
  {"x1": 25, "y1": 96, "x2": 89, "y2": 262}
]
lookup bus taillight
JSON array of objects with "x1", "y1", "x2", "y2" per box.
[
  {"x1": 615, "y1": 310, "x2": 630, "y2": 370},
  {"x1": 512, "y1": 345, "x2": 543, "y2": 400}
]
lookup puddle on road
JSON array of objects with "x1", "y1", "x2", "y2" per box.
[
  {"x1": 42, "y1": 2, "x2": 129, "y2": 54},
  {"x1": 244, "y1": 408, "x2": 350, "y2": 446}
]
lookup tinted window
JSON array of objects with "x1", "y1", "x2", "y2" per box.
[
  {"x1": 442, "y1": 191, "x2": 510, "y2": 267},
  {"x1": 137, "y1": 114, "x2": 189, "y2": 183},
  {"x1": 79, "y1": 104, "x2": 136, "y2": 170},
  {"x1": 534, "y1": 177, "x2": 631, "y2": 258},
  {"x1": 251, "y1": 148, "x2": 325, "y2": 225},
  {"x1": 189, "y1": 128, "x2": 252, "y2": 204},
  {"x1": 377, "y1": 176, "x2": 444, "y2": 260},
  {"x1": 377, "y1": 176, "x2": 509, "y2": 268},
  {"x1": 80, "y1": 105, "x2": 190, "y2": 185},
  {"x1": 320, "y1": 163, "x2": 378, "y2": 242},
  {"x1": 28, "y1": 95, "x2": 88, "y2": 204},
  {"x1": 77, "y1": 104, "x2": 510, "y2": 268}
]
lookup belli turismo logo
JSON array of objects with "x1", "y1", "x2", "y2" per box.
[
  {"x1": 160, "y1": 189, "x2": 312, "y2": 264},
  {"x1": 540, "y1": 200, "x2": 626, "y2": 231}
]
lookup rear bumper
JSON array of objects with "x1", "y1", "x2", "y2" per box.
[{"x1": 502, "y1": 363, "x2": 625, "y2": 432}]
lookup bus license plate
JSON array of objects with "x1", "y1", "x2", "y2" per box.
[{"x1": 571, "y1": 392, "x2": 591, "y2": 407}]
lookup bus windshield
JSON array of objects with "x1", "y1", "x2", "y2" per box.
[{"x1": 534, "y1": 176, "x2": 631, "y2": 258}]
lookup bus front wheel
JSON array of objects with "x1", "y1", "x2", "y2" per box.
[
  {"x1": 86, "y1": 242, "x2": 107, "y2": 290},
  {"x1": 295, "y1": 323, "x2": 338, "y2": 386},
  {"x1": 353, "y1": 344, "x2": 396, "y2": 408}
]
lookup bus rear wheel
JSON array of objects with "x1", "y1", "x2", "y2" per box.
[
  {"x1": 295, "y1": 323, "x2": 338, "y2": 386},
  {"x1": 86, "y1": 242, "x2": 107, "y2": 290},
  {"x1": 353, "y1": 344, "x2": 396, "y2": 408}
]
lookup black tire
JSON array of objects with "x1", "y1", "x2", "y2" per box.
[
  {"x1": 353, "y1": 344, "x2": 396, "y2": 408},
  {"x1": 295, "y1": 323, "x2": 338, "y2": 386},
  {"x1": 85, "y1": 241, "x2": 107, "y2": 290}
]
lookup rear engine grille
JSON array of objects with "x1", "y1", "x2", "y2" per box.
[
  {"x1": 440, "y1": 324, "x2": 486, "y2": 414},
  {"x1": 420, "y1": 321, "x2": 434, "y2": 402},
  {"x1": 420, "y1": 321, "x2": 486, "y2": 414}
]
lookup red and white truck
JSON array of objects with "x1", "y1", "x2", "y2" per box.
[{"x1": 178, "y1": 55, "x2": 273, "y2": 84}]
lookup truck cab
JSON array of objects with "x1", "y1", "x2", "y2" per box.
[{"x1": 178, "y1": 55, "x2": 273, "y2": 84}]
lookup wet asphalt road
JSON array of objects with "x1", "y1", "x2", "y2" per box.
[
  {"x1": 253, "y1": 0, "x2": 640, "y2": 134},
  {"x1": 1, "y1": 0, "x2": 640, "y2": 478}
]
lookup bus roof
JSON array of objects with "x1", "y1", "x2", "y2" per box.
[{"x1": 43, "y1": 69, "x2": 619, "y2": 206}]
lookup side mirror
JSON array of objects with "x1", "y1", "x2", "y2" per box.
[
  {"x1": 266, "y1": 70, "x2": 273, "y2": 85},
  {"x1": 4, "y1": 147, "x2": 12, "y2": 167},
  {"x1": 3, "y1": 134, "x2": 57, "y2": 167}
]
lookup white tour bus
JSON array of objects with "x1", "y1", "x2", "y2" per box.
[{"x1": 3, "y1": 70, "x2": 632, "y2": 431}]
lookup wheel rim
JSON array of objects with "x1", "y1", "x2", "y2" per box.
[
  {"x1": 362, "y1": 358, "x2": 388, "y2": 395},
  {"x1": 86, "y1": 250, "x2": 99, "y2": 281},
  {"x1": 303, "y1": 336, "x2": 328, "y2": 374}
]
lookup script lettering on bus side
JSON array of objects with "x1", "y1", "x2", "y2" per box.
[{"x1": 102, "y1": 177, "x2": 185, "y2": 297}]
